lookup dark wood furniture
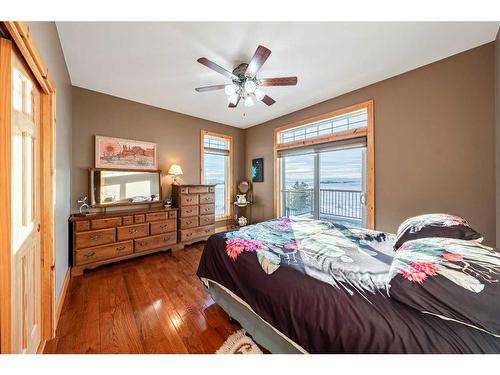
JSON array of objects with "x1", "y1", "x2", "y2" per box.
[
  {"x1": 69, "y1": 207, "x2": 178, "y2": 276},
  {"x1": 172, "y1": 184, "x2": 216, "y2": 248}
]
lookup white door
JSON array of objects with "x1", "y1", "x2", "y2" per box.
[{"x1": 10, "y1": 49, "x2": 42, "y2": 354}]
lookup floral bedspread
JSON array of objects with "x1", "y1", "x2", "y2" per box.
[{"x1": 225, "y1": 217, "x2": 395, "y2": 298}]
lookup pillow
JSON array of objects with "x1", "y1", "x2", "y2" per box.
[
  {"x1": 387, "y1": 237, "x2": 500, "y2": 337},
  {"x1": 393, "y1": 213, "x2": 482, "y2": 250}
]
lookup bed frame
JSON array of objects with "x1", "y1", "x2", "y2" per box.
[{"x1": 205, "y1": 279, "x2": 306, "y2": 354}]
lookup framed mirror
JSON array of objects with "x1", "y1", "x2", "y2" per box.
[
  {"x1": 238, "y1": 180, "x2": 250, "y2": 194},
  {"x1": 89, "y1": 168, "x2": 161, "y2": 207}
]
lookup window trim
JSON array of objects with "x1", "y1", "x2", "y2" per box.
[
  {"x1": 200, "y1": 130, "x2": 233, "y2": 221},
  {"x1": 273, "y1": 100, "x2": 375, "y2": 229}
]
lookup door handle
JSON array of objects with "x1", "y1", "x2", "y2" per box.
[{"x1": 37, "y1": 223, "x2": 41, "y2": 232}]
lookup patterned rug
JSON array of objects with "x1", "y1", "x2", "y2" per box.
[{"x1": 216, "y1": 330, "x2": 263, "y2": 354}]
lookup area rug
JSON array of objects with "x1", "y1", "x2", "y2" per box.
[{"x1": 216, "y1": 329, "x2": 263, "y2": 354}]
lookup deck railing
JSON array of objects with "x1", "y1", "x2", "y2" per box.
[{"x1": 282, "y1": 188, "x2": 362, "y2": 219}]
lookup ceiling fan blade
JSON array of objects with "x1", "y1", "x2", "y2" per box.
[
  {"x1": 228, "y1": 96, "x2": 240, "y2": 108},
  {"x1": 261, "y1": 95, "x2": 276, "y2": 106},
  {"x1": 197, "y1": 57, "x2": 237, "y2": 80},
  {"x1": 259, "y1": 77, "x2": 298, "y2": 86},
  {"x1": 245, "y1": 45, "x2": 271, "y2": 77},
  {"x1": 195, "y1": 84, "x2": 227, "y2": 92}
]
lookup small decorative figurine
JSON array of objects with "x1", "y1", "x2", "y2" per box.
[
  {"x1": 77, "y1": 195, "x2": 90, "y2": 214},
  {"x1": 238, "y1": 216, "x2": 248, "y2": 227}
]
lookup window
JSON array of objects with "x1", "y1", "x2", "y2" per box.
[
  {"x1": 201, "y1": 131, "x2": 233, "y2": 219},
  {"x1": 279, "y1": 108, "x2": 368, "y2": 145},
  {"x1": 274, "y1": 101, "x2": 375, "y2": 229}
]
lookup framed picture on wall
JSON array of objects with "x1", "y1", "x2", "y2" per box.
[
  {"x1": 95, "y1": 135, "x2": 158, "y2": 170},
  {"x1": 252, "y1": 158, "x2": 264, "y2": 182}
]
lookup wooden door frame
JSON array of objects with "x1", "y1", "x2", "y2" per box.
[
  {"x1": 273, "y1": 100, "x2": 375, "y2": 229},
  {"x1": 0, "y1": 22, "x2": 56, "y2": 354}
]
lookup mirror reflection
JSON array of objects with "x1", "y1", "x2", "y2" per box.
[{"x1": 92, "y1": 169, "x2": 160, "y2": 206}]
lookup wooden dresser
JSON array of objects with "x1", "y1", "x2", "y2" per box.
[
  {"x1": 172, "y1": 184, "x2": 216, "y2": 248},
  {"x1": 69, "y1": 207, "x2": 178, "y2": 276}
]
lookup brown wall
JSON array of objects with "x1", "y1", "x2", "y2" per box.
[
  {"x1": 72, "y1": 87, "x2": 246, "y2": 224},
  {"x1": 28, "y1": 22, "x2": 73, "y2": 302},
  {"x1": 245, "y1": 42, "x2": 496, "y2": 245}
]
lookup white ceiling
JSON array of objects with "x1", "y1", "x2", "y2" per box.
[{"x1": 56, "y1": 22, "x2": 499, "y2": 129}]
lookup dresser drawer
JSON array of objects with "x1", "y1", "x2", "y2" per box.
[
  {"x1": 180, "y1": 205, "x2": 199, "y2": 217},
  {"x1": 199, "y1": 215, "x2": 215, "y2": 226},
  {"x1": 122, "y1": 216, "x2": 134, "y2": 225},
  {"x1": 134, "y1": 232, "x2": 176, "y2": 253},
  {"x1": 134, "y1": 214, "x2": 145, "y2": 223},
  {"x1": 150, "y1": 219, "x2": 176, "y2": 235},
  {"x1": 199, "y1": 193, "x2": 215, "y2": 204},
  {"x1": 179, "y1": 216, "x2": 198, "y2": 229},
  {"x1": 91, "y1": 217, "x2": 122, "y2": 229},
  {"x1": 74, "y1": 220, "x2": 90, "y2": 232},
  {"x1": 180, "y1": 194, "x2": 199, "y2": 206},
  {"x1": 180, "y1": 224, "x2": 215, "y2": 242},
  {"x1": 75, "y1": 228, "x2": 116, "y2": 249},
  {"x1": 199, "y1": 204, "x2": 215, "y2": 216},
  {"x1": 168, "y1": 210, "x2": 177, "y2": 219},
  {"x1": 192, "y1": 186, "x2": 212, "y2": 194},
  {"x1": 117, "y1": 223, "x2": 149, "y2": 241},
  {"x1": 75, "y1": 241, "x2": 133, "y2": 266},
  {"x1": 145, "y1": 212, "x2": 169, "y2": 222}
]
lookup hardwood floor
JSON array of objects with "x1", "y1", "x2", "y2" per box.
[{"x1": 43, "y1": 243, "x2": 242, "y2": 354}]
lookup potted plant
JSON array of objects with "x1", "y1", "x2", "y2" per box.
[{"x1": 163, "y1": 196, "x2": 172, "y2": 208}]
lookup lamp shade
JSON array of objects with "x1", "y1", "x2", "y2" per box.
[{"x1": 168, "y1": 164, "x2": 183, "y2": 176}]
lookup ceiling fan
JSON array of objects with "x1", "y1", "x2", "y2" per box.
[{"x1": 195, "y1": 45, "x2": 298, "y2": 108}]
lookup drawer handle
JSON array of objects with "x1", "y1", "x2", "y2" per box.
[
  {"x1": 205, "y1": 229, "x2": 211, "y2": 233},
  {"x1": 84, "y1": 251, "x2": 96, "y2": 258},
  {"x1": 204, "y1": 208, "x2": 210, "y2": 212},
  {"x1": 140, "y1": 241, "x2": 148, "y2": 246},
  {"x1": 186, "y1": 198, "x2": 193, "y2": 202},
  {"x1": 163, "y1": 236, "x2": 171, "y2": 241},
  {"x1": 116, "y1": 246, "x2": 126, "y2": 251},
  {"x1": 186, "y1": 220, "x2": 192, "y2": 224},
  {"x1": 160, "y1": 224, "x2": 168, "y2": 229},
  {"x1": 89, "y1": 235, "x2": 100, "y2": 241},
  {"x1": 204, "y1": 197, "x2": 210, "y2": 200},
  {"x1": 129, "y1": 228, "x2": 138, "y2": 234},
  {"x1": 186, "y1": 209, "x2": 192, "y2": 213},
  {"x1": 186, "y1": 233, "x2": 192, "y2": 237}
]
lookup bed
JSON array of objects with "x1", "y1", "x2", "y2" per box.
[{"x1": 197, "y1": 216, "x2": 500, "y2": 353}]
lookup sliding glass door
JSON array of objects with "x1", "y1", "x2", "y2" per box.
[
  {"x1": 280, "y1": 140, "x2": 367, "y2": 228},
  {"x1": 281, "y1": 154, "x2": 315, "y2": 218}
]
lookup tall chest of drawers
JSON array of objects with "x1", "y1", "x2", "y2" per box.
[
  {"x1": 172, "y1": 184, "x2": 216, "y2": 248},
  {"x1": 69, "y1": 207, "x2": 178, "y2": 276}
]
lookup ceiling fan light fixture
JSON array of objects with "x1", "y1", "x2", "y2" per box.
[
  {"x1": 228, "y1": 93, "x2": 239, "y2": 105},
  {"x1": 224, "y1": 84, "x2": 238, "y2": 96},
  {"x1": 244, "y1": 80, "x2": 257, "y2": 94},
  {"x1": 254, "y1": 88, "x2": 265, "y2": 101},
  {"x1": 244, "y1": 95, "x2": 254, "y2": 107}
]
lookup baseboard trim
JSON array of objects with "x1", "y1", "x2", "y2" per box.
[{"x1": 54, "y1": 267, "x2": 70, "y2": 330}]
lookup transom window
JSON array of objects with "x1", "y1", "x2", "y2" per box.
[
  {"x1": 201, "y1": 131, "x2": 233, "y2": 220},
  {"x1": 278, "y1": 108, "x2": 368, "y2": 145}
]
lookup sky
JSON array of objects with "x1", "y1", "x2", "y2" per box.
[{"x1": 284, "y1": 148, "x2": 364, "y2": 184}]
